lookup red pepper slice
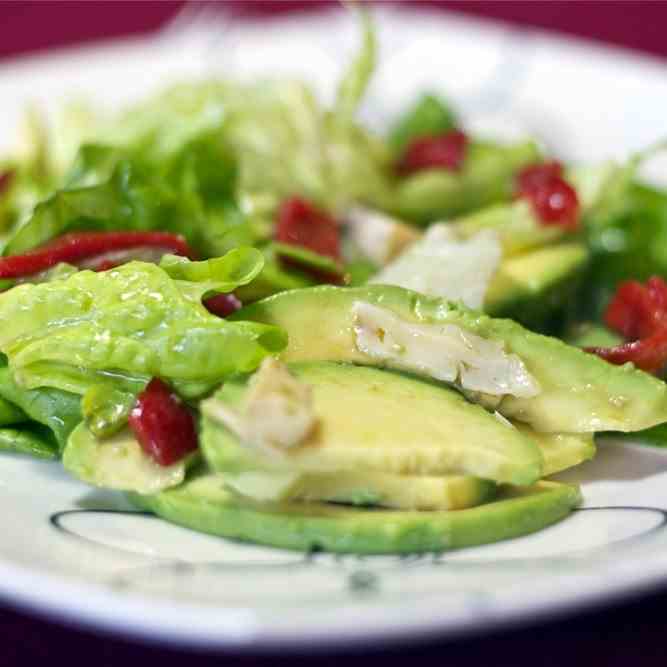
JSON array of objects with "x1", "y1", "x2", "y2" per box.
[
  {"x1": 275, "y1": 197, "x2": 341, "y2": 262},
  {"x1": 128, "y1": 378, "x2": 198, "y2": 467},
  {"x1": 588, "y1": 329, "x2": 667, "y2": 374},
  {"x1": 515, "y1": 161, "x2": 563, "y2": 198},
  {"x1": 204, "y1": 293, "x2": 242, "y2": 318},
  {"x1": 604, "y1": 280, "x2": 665, "y2": 340},
  {"x1": 515, "y1": 161, "x2": 579, "y2": 231},
  {"x1": 588, "y1": 276, "x2": 667, "y2": 374},
  {"x1": 0, "y1": 231, "x2": 195, "y2": 279},
  {"x1": 528, "y1": 178, "x2": 579, "y2": 230},
  {"x1": 397, "y1": 129, "x2": 468, "y2": 176}
]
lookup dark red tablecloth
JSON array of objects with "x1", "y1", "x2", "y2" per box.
[{"x1": 2, "y1": 2, "x2": 667, "y2": 665}]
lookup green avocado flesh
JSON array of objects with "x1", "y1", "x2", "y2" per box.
[
  {"x1": 485, "y1": 243, "x2": 589, "y2": 331},
  {"x1": 129, "y1": 470, "x2": 581, "y2": 554},
  {"x1": 202, "y1": 362, "x2": 543, "y2": 486},
  {"x1": 222, "y1": 470, "x2": 497, "y2": 510},
  {"x1": 233, "y1": 285, "x2": 667, "y2": 433},
  {"x1": 514, "y1": 426, "x2": 595, "y2": 477},
  {"x1": 63, "y1": 423, "x2": 189, "y2": 494}
]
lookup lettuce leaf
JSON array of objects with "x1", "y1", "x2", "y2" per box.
[
  {"x1": 4, "y1": 129, "x2": 251, "y2": 258},
  {"x1": 0, "y1": 365, "x2": 81, "y2": 450},
  {"x1": 0, "y1": 425, "x2": 58, "y2": 459},
  {"x1": 159, "y1": 247, "x2": 263, "y2": 296},
  {"x1": 0, "y1": 255, "x2": 286, "y2": 399},
  {"x1": 0, "y1": 395, "x2": 28, "y2": 426},
  {"x1": 388, "y1": 93, "x2": 457, "y2": 155}
]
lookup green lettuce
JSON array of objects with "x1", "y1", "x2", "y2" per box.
[
  {"x1": 388, "y1": 93, "x2": 457, "y2": 155},
  {"x1": 4, "y1": 130, "x2": 251, "y2": 258},
  {"x1": 0, "y1": 252, "x2": 286, "y2": 400},
  {"x1": 0, "y1": 365, "x2": 81, "y2": 451},
  {"x1": 0, "y1": 425, "x2": 58, "y2": 459}
]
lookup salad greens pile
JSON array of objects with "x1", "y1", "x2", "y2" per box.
[{"x1": 1, "y1": 8, "x2": 667, "y2": 554}]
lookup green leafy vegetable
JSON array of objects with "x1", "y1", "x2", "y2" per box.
[
  {"x1": 0, "y1": 425, "x2": 58, "y2": 459},
  {"x1": 388, "y1": 93, "x2": 457, "y2": 155},
  {"x1": 4, "y1": 133, "x2": 250, "y2": 258},
  {"x1": 0, "y1": 395, "x2": 27, "y2": 426},
  {"x1": 159, "y1": 247, "x2": 263, "y2": 295},
  {"x1": 578, "y1": 182, "x2": 667, "y2": 322},
  {"x1": 235, "y1": 244, "x2": 317, "y2": 303},
  {"x1": 0, "y1": 258, "x2": 286, "y2": 399},
  {"x1": 0, "y1": 365, "x2": 81, "y2": 450},
  {"x1": 272, "y1": 243, "x2": 343, "y2": 277}
]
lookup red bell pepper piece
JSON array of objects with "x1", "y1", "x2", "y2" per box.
[
  {"x1": 276, "y1": 197, "x2": 341, "y2": 261},
  {"x1": 588, "y1": 276, "x2": 667, "y2": 374},
  {"x1": 397, "y1": 129, "x2": 468, "y2": 176},
  {"x1": 204, "y1": 293, "x2": 242, "y2": 318},
  {"x1": 0, "y1": 231, "x2": 195, "y2": 279},
  {"x1": 515, "y1": 161, "x2": 563, "y2": 198},
  {"x1": 129, "y1": 378, "x2": 198, "y2": 467},
  {"x1": 515, "y1": 161, "x2": 579, "y2": 231}
]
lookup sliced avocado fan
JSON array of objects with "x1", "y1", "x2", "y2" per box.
[
  {"x1": 129, "y1": 469, "x2": 581, "y2": 555},
  {"x1": 201, "y1": 361, "x2": 544, "y2": 486},
  {"x1": 233, "y1": 285, "x2": 667, "y2": 433},
  {"x1": 222, "y1": 469, "x2": 497, "y2": 511}
]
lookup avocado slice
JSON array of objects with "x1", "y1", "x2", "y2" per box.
[
  {"x1": 485, "y1": 243, "x2": 589, "y2": 332},
  {"x1": 223, "y1": 470, "x2": 497, "y2": 511},
  {"x1": 233, "y1": 285, "x2": 667, "y2": 433},
  {"x1": 129, "y1": 469, "x2": 581, "y2": 554},
  {"x1": 201, "y1": 361, "x2": 543, "y2": 485},
  {"x1": 63, "y1": 423, "x2": 191, "y2": 494},
  {"x1": 513, "y1": 425, "x2": 595, "y2": 476}
]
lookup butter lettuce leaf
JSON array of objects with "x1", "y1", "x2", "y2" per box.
[
  {"x1": 0, "y1": 425, "x2": 58, "y2": 459},
  {"x1": 159, "y1": 246, "x2": 263, "y2": 297},
  {"x1": 0, "y1": 257, "x2": 286, "y2": 398},
  {"x1": 0, "y1": 365, "x2": 81, "y2": 450}
]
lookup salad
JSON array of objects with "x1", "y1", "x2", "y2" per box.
[{"x1": 1, "y1": 8, "x2": 666, "y2": 554}]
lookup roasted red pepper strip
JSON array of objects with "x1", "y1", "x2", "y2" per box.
[
  {"x1": 129, "y1": 378, "x2": 198, "y2": 467},
  {"x1": 397, "y1": 129, "x2": 468, "y2": 176},
  {"x1": 589, "y1": 330, "x2": 667, "y2": 374},
  {"x1": 515, "y1": 161, "x2": 579, "y2": 231},
  {"x1": 588, "y1": 276, "x2": 667, "y2": 374},
  {"x1": 276, "y1": 197, "x2": 341, "y2": 261},
  {"x1": 275, "y1": 196, "x2": 344, "y2": 284},
  {"x1": 515, "y1": 161, "x2": 563, "y2": 198},
  {"x1": 204, "y1": 293, "x2": 242, "y2": 318},
  {"x1": 0, "y1": 231, "x2": 195, "y2": 279}
]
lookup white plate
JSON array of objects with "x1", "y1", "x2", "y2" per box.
[{"x1": 2, "y1": 6, "x2": 667, "y2": 651}]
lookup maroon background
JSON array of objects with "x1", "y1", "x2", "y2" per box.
[
  {"x1": 1, "y1": 1, "x2": 667, "y2": 62},
  {"x1": 2, "y1": 2, "x2": 667, "y2": 666}
]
